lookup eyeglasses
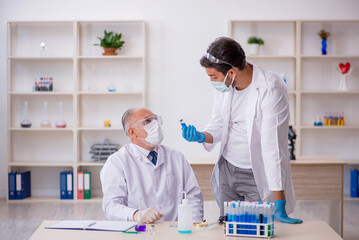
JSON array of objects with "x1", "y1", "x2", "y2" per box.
[
  {"x1": 131, "y1": 114, "x2": 163, "y2": 129},
  {"x1": 205, "y1": 52, "x2": 234, "y2": 68}
]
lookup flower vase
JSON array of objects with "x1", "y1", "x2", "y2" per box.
[
  {"x1": 338, "y1": 75, "x2": 349, "y2": 92},
  {"x1": 321, "y1": 38, "x2": 327, "y2": 55}
]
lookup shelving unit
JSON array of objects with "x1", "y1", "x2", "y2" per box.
[
  {"x1": 229, "y1": 20, "x2": 359, "y2": 165},
  {"x1": 6, "y1": 20, "x2": 146, "y2": 202}
]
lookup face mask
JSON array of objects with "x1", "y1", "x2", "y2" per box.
[
  {"x1": 211, "y1": 71, "x2": 235, "y2": 92},
  {"x1": 137, "y1": 119, "x2": 164, "y2": 147}
]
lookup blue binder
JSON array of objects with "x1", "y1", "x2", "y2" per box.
[
  {"x1": 60, "y1": 172, "x2": 67, "y2": 199},
  {"x1": 66, "y1": 172, "x2": 73, "y2": 199},
  {"x1": 8, "y1": 172, "x2": 16, "y2": 200},
  {"x1": 350, "y1": 169, "x2": 358, "y2": 198},
  {"x1": 15, "y1": 171, "x2": 31, "y2": 199}
]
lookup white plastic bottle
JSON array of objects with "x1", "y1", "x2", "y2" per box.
[{"x1": 178, "y1": 191, "x2": 192, "y2": 233}]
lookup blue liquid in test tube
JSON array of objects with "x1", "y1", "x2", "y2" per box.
[{"x1": 179, "y1": 119, "x2": 186, "y2": 128}]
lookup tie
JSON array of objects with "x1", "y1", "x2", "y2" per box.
[{"x1": 148, "y1": 151, "x2": 157, "y2": 166}]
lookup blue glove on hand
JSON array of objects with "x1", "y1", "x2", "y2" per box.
[
  {"x1": 274, "y1": 200, "x2": 303, "y2": 224},
  {"x1": 181, "y1": 123, "x2": 206, "y2": 143}
]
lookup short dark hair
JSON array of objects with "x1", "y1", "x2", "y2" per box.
[{"x1": 200, "y1": 37, "x2": 246, "y2": 75}]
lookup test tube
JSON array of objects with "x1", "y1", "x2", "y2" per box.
[
  {"x1": 224, "y1": 201, "x2": 229, "y2": 221},
  {"x1": 135, "y1": 198, "x2": 146, "y2": 232},
  {"x1": 179, "y1": 119, "x2": 186, "y2": 128},
  {"x1": 231, "y1": 202, "x2": 236, "y2": 222}
]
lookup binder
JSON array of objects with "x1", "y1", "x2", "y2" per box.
[
  {"x1": 84, "y1": 172, "x2": 91, "y2": 199},
  {"x1": 8, "y1": 172, "x2": 16, "y2": 200},
  {"x1": 77, "y1": 172, "x2": 84, "y2": 200},
  {"x1": 67, "y1": 172, "x2": 73, "y2": 199},
  {"x1": 60, "y1": 172, "x2": 67, "y2": 199},
  {"x1": 15, "y1": 171, "x2": 31, "y2": 199},
  {"x1": 350, "y1": 169, "x2": 358, "y2": 198}
]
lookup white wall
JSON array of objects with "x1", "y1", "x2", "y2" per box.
[{"x1": 1, "y1": 0, "x2": 359, "y2": 198}]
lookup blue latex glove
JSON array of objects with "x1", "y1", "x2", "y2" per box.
[
  {"x1": 274, "y1": 200, "x2": 303, "y2": 224},
  {"x1": 181, "y1": 123, "x2": 206, "y2": 143}
]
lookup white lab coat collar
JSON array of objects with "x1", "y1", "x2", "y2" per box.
[
  {"x1": 131, "y1": 143, "x2": 164, "y2": 168},
  {"x1": 249, "y1": 63, "x2": 267, "y2": 89}
]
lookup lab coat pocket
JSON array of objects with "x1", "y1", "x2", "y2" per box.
[{"x1": 166, "y1": 174, "x2": 180, "y2": 200}]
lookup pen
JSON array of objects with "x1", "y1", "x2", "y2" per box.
[
  {"x1": 87, "y1": 222, "x2": 96, "y2": 227},
  {"x1": 123, "y1": 231, "x2": 138, "y2": 234}
]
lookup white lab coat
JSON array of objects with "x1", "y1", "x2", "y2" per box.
[
  {"x1": 203, "y1": 64, "x2": 296, "y2": 214},
  {"x1": 100, "y1": 143, "x2": 204, "y2": 221}
]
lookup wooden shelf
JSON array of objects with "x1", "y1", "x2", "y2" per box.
[
  {"x1": 246, "y1": 55, "x2": 296, "y2": 59},
  {"x1": 78, "y1": 161, "x2": 105, "y2": 167},
  {"x1": 343, "y1": 160, "x2": 359, "y2": 165},
  {"x1": 78, "y1": 127, "x2": 123, "y2": 131},
  {"x1": 9, "y1": 162, "x2": 74, "y2": 167},
  {"x1": 301, "y1": 125, "x2": 359, "y2": 130},
  {"x1": 76, "y1": 197, "x2": 103, "y2": 202},
  {"x1": 344, "y1": 195, "x2": 359, "y2": 201},
  {"x1": 8, "y1": 197, "x2": 64, "y2": 203},
  {"x1": 301, "y1": 91, "x2": 359, "y2": 94},
  {"x1": 8, "y1": 56, "x2": 73, "y2": 61},
  {"x1": 78, "y1": 56, "x2": 143, "y2": 60},
  {"x1": 7, "y1": 20, "x2": 146, "y2": 202},
  {"x1": 301, "y1": 55, "x2": 359, "y2": 59},
  {"x1": 9, "y1": 92, "x2": 74, "y2": 96},
  {"x1": 9, "y1": 127, "x2": 73, "y2": 132},
  {"x1": 8, "y1": 196, "x2": 103, "y2": 203},
  {"x1": 78, "y1": 91, "x2": 143, "y2": 95}
]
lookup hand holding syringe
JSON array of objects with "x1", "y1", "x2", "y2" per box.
[{"x1": 179, "y1": 119, "x2": 206, "y2": 143}]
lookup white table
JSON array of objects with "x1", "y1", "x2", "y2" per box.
[{"x1": 30, "y1": 221, "x2": 342, "y2": 240}]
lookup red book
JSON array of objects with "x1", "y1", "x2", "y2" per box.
[{"x1": 77, "y1": 172, "x2": 84, "y2": 200}]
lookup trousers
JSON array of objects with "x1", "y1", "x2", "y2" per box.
[{"x1": 219, "y1": 155, "x2": 261, "y2": 216}]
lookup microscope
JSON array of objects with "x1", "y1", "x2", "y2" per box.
[{"x1": 288, "y1": 125, "x2": 296, "y2": 160}]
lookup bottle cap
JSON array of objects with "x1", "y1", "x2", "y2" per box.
[{"x1": 182, "y1": 191, "x2": 189, "y2": 205}]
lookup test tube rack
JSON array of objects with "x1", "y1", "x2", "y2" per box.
[
  {"x1": 223, "y1": 201, "x2": 275, "y2": 238},
  {"x1": 224, "y1": 221, "x2": 274, "y2": 238}
]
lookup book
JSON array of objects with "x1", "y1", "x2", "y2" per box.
[
  {"x1": 60, "y1": 172, "x2": 67, "y2": 199},
  {"x1": 350, "y1": 169, "x2": 358, "y2": 198},
  {"x1": 66, "y1": 172, "x2": 73, "y2": 199},
  {"x1": 77, "y1": 172, "x2": 84, "y2": 200},
  {"x1": 84, "y1": 172, "x2": 91, "y2": 199},
  {"x1": 15, "y1": 171, "x2": 31, "y2": 199},
  {"x1": 8, "y1": 172, "x2": 16, "y2": 200}
]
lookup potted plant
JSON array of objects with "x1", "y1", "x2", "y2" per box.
[
  {"x1": 317, "y1": 30, "x2": 330, "y2": 55},
  {"x1": 247, "y1": 36, "x2": 264, "y2": 55},
  {"x1": 94, "y1": 30, "x2": 125, "y2": 56}
]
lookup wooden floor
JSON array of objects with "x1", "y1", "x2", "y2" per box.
[{"x1": 0, "y1": 199, "x2": 358, "y2": 240}]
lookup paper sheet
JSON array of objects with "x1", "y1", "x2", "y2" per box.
[{"x1": 46, "y1": 220, "x2": 136, "y2": 232}]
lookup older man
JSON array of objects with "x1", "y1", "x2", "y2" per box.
[{"x1": 100, "y1": 108, "x2": 203, "y2": 223}]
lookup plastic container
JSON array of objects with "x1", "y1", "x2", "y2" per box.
[{"x1": 178, "y1": 191, "x2": 192, "y2": 233}]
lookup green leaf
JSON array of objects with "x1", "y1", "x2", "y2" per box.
[{"x1": 95, "y1": 30, "x2": 126, "y2": 49}]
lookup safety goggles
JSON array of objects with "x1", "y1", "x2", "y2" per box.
[
  {"x1": 205, "y1": 52, "x2": 234, "y2": 68},
  {"x1": 131, "y1": 114, "x2": 163, "y2": 129}
]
